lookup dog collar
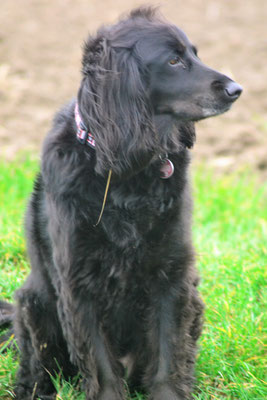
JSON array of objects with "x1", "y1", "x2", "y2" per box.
[
  {"x1": 75, "y1": 102, "x2": 96, "y2": 148},
  {"x1": 74, "y1": 102, "x2": 174, "y2": 179}
]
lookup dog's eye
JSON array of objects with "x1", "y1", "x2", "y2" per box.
[
  {"x1": 168, "y1": 57, "x2": 185, "y2": 68},
  {"x1": 168, "y1": 57, "x2": 181, "y2": 66}
]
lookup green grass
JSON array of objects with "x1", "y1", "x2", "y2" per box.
[
  {"x1": 0, "y1": 156, "x2": 38, "y2": 300},
  {"x1": 192, "y1": 170, "x2": 267, "y2": 399},
  {"x1": 0, "y1": 158, "x2": 266, "y2": 399}
]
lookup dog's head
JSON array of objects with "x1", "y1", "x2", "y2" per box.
[{"x1": 78, "y1": 7, "x2": 242, "y2": 176}]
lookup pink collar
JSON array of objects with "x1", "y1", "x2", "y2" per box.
[{"x1": 75, "y1": 102, "x2": 96, "y2": 148}]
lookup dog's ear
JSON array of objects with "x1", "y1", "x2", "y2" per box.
[{"x1": 78, "y1": 36, "x2": 158, "y2": 178}]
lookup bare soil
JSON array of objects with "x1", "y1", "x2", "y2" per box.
[{"x1": 1, "y1": 0, "x2": 267, "y2": 177}]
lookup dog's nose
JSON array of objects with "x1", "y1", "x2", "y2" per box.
[{"x1": 224, "y1": 81, "x2": 243, "y2": 100}]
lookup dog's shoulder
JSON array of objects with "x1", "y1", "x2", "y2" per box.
[
  {"x1": 44, "y1": 99, "x2": 77, "y2": 150},
  {"x1": 40, "y1": 100, "x2": 96, "y2": 194}
]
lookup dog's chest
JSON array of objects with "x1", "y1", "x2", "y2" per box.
[
  {"x1": 99, "y1": 175, "x2": 181, "y2": 260},
  {"x1": 110, "y1": 171, "x2": 179, "y2": 215},
  {"x1": 86, "y1": 170, "x2": 188, "y2": 318},
  {"x1": 107, "y1": 179, "x2": 176, "y2": 229}
]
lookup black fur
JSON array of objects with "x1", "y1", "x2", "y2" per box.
[{"x1": 2, "y1": 7, "x2": 242, "y2": 400}]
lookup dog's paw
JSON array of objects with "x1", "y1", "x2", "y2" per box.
[
  {"x1": 36, "y1": 395, "x2": 56, "y2": 400},
  {"x1": 149, "y1": 383, "x2": 187, "y2": 400},
  {"x1": 14, "y1": 382, "x2": 56, "y2": 400},
  {"x1": 97, "y1": 384, "x2": 125, "y2": 400}
]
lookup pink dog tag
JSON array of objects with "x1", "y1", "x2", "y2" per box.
[{"x1": 160, "y1": 158, "x2": 174, "y2": 179}]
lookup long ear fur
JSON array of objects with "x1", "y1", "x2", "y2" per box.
[{"x1": 78, "y1": 35, "x2": 159, "y2": 178}]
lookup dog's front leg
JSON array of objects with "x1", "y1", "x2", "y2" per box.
[
  {"x1": 47, "y1": 210, "x2": 125, "y2": 400},
  {"x1": 144, "y1": 282, "x2": 201, "y2": 400},
  {"x1": 53, "y1": 270, "x2": 125, "y2": 400}
]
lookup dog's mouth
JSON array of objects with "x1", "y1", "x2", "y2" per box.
[
  {"x1": 156, "y1": 93, "x2": 239, "y2": 122},
  {"x1": 195, "y1": 102, "x2": 233, "y2": 121}
]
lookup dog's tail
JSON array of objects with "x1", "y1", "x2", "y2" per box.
[{"x1": 0, "y1": 300, "x2": 15, "y2": 351}]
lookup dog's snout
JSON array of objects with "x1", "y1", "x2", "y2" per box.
[
  {"x1": 224, "y1": 81, "x2": 243, "y2": 100},
  {"x1": 211, "y1": 78, "x2": 243, "y2": 102}
]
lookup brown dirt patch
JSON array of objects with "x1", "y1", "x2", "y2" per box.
[{"x1": 1, "y1": 0, "x2": 267, "y2": 177}]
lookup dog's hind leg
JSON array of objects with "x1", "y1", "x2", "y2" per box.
[{"x1": 14, "y1": 279, "x2": 76, "y2": 400}]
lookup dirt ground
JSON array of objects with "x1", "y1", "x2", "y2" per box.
[{"x1": 1, "y1": 0, "x2": 267, "y2": 178}]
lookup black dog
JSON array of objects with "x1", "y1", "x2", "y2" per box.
[{"x1": 1, "y1": 7, "x2": 242, "y2": 400}]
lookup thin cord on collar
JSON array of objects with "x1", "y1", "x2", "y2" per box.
[
  {"x1": 93, "y1": 169, "x2": 112, "y2": 227},
  {"x1": 75, "y1": 102, "x2": 112, "y2": 227}
]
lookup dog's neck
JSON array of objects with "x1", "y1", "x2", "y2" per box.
[{"x1": 74, "y1": 102, "x2": 175, "y2": 179}]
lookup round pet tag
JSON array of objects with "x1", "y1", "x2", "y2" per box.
[{"x1": 160, "y1": 158, "x2": 174, "y2": 179}]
